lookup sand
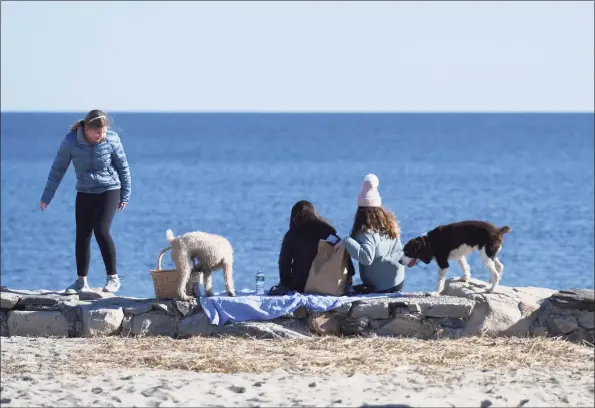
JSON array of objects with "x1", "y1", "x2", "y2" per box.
[{"x1": 1, "y1": 336, "x2": 593, "y2": 407}]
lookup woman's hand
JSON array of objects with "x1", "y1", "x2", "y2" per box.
[
  {"x1": 118, "y1": 202, "x2": 127, "y2": 211},
  {"x1": 40, "y1": 201, "x2": 48, "y2": 211}
]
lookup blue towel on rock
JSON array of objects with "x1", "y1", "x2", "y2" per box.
[{"x1": 197, "y1": 288, "x2": 402, "y2": 326}]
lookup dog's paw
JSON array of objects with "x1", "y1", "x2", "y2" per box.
[
  {"x1": 425, "y1": 291, "x2": 440, "y2": 297},
  {"x1": 177, "y1": 293, "x2": 192, "y2": 301},
  {"x1": 227, "y1": 291, "x2": 236, "y2": 297},
  {"x1": 486, "y1": 284, "x2": 498, "y2": 294}
]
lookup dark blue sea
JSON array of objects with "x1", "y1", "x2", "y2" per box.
[{"x1": 1, "y1": 113, "x2": 593, "y2": 298}]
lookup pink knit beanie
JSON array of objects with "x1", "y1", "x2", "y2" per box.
[{"x1": 357, "y1": 174, "x2": 382, "y2": 207}]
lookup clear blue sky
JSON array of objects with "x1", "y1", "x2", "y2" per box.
[{"x1": 1, "y1": 1, "x2": 593, "y2": 112}]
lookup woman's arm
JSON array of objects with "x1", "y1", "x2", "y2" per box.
[
  {"x1": 109, "y1": 133, "x2": 131, "y2": 204},
  {"x1": 40, "y1": 138, "x2": 71, "y2": 205},
  {"x1": 344, "y1": 231, "x2": 377, "y2": 266},
  {"x1": 278, "y1": 231, "x2": 293, "y2": 287}
]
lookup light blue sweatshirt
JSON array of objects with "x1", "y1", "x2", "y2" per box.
[{"x1": 344, "y1": 230, "x2": 405, "y2": 291}]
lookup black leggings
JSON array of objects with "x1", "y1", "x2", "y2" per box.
[{"x1": 75, "y1": 189, "x2": 120, "y2": 277}]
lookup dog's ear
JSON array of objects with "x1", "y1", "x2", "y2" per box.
[{"x1": 414, "y1": 237, "x2": 424, "y2": 251}]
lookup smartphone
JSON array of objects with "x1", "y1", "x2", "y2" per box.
[{"x1": 326, "y1": 234, "x2": 339, "y2": 244}]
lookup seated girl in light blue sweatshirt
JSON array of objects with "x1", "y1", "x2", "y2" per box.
[{"x1": 342, "y1": 174, "x2": 405, "y2": 294}]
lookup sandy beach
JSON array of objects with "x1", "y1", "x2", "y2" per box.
[{"x1": 1, "y1": 335, "x2": 593, "y2": 407}]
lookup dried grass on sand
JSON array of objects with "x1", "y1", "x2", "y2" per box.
[{"x1": 3, "y1": 336, "x2": 592, "y2": 376}]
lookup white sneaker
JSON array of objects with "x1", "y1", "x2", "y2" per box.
[
  {"x1": 103, "y1": 275, "x2": 121, "y2": 293},
  {"x1": 65, "y1": 278, "x2": 89, "y2": 294}
]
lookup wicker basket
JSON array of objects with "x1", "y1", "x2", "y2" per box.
[{"x1": 150, "y1": 246, "x2": 200, "y2": 299}]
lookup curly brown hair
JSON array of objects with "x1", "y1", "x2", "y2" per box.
[{"x1": 350, "y1": 206, "x2": 400, "y2": 240}]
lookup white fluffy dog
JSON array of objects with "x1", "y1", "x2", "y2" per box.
[{"x1": 166, "y1": 228, "x2": 236, "y2": 300}]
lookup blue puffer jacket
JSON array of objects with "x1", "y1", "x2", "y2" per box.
[{"x1": 41, "y1": 128, "x2": 131, "y2": 204}]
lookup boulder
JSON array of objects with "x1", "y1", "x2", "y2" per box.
[
  {"x1": 547, "y1": 315, "x2": 578, "y2": 335},
  {"x1": 351, "y1": 302, "x2": 389, "y2": 319},
  {"x1": 443, "y1": 278, "x2": 555, "y2": 336},
  {"x1": 0, "y1": 293, "x2": 21, "y2": 309},
  {"x1": 78, "y1": 288, "x2": 116, "y2": 301},
  {"x1": 7, "y1": 310, "x2": 69, "y2": 337},
  {"x1": 550, "y1": 289, "x2": 594, "y2": 311},
  {"x1": 577, "y1": 311, "x2": 594, "y2": 330},
  {"x1": 378, "y1": 313, "x2": 435, "y2": 339},
  {"x1": 423, "y1": 302, "x2": 474, "y2": 318},
  {"x1": 80, "y1": 305, "x2": 124, "y2": 337},
  {"x1": 308, "y1": 312, "x2": 342, "y2": 336},
  {"x1": 341, "y1": 316, "x2": 370, "y2": 336},
  {"x1": 1, "y1": 311, "x2": 8, "y2": 337},
  {"x1": 177, "y1": 311, "x2": 308, "y2": 339},
  {"x1": 130, "y1": 312, "x2": 177, "y2": 337}
]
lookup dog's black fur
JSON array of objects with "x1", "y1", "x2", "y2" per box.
[{"x1": 400, "y1": 220, "x2": 511, "y2": 294}]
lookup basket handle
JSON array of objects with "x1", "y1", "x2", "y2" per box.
[{"x1": 156, "y1": 246, "x2": 172, "y2": 271}]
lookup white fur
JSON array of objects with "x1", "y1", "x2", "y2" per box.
[
  {"x1": 166, "y1": 228, "x2": 235, "y2": 300},
  {"x1": 402, "y1": 243, "x2": 503, "y2": 294},
  {"x1": 435, "y1": 245, "x2": 502, "y2": 294}
]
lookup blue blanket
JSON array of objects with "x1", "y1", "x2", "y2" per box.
[{"x1": 198, "y1": 288, "x2": 402, "y2": 326}]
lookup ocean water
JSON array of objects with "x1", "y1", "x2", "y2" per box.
[{"x1": 1, "y1": 113, "x2": 593, "y2": 298}]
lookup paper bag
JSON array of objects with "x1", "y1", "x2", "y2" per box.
[{"x1": 304, "y1": 240, "x2": 349, "y2": 296}]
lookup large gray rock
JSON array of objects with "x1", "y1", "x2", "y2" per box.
[
  {"x1": 350, "y1": 295, "x2": 475, "y2": 320},
  {"x1": 7, "y1": 310, "x2": 70, "y2": 337},
  {"x1": 130, "y1": 312, "x2": 177, "y2": 337},
  {"x1": 80, "y1": 305, "x2": 124, "y2": 337},
  {"x1": 1, "y1": 293, "x2": 21, "y2": 309},
  {"x1": 423, "y1": 302, "x2": 474, "y2": 318},
  {"x1": 351, "y1": 302, "x2": 389, "y2": 319},
  {"x1": 550, "y1": 289, "x2": 594, "y2": 311},
  {"x1": 1, "y1": 311, "x2": 8, "y2": 336},
  {"x1": 341, "y1": 316, "x2": 371, "y2": 336},
  {"x1": 18, "y1": 293, "x2": 77, "y2": 310},
  {"x1": 177, "y1": 312, "x2": 216, "y2": 337},
  {"x1": 577, "y1": 311, "x2": 594, "y2": 330},
  {"x1": 548, "y1": 315, "x2": 578, "y2": 335},
  {"x1": 219, "y1": 321, "x2": 309, "y2": 339},
  {"x1": 177, "y1": 312, "x2": 309, "y2": 339},
  {"x1": 58, "y1": 299, "x2": 83, "y2": 337},
  {"x1": 78, "y1": 288, "x2": 116, "y2": 301},
  {"x1": 377, "y1": 314, "x2": 435, "y2": 339},
  {"x1": 443, "y1": 278, "x2": 555, "y2": 336}
]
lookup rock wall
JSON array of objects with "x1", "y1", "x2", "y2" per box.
[{"x1": 1, "y1": 279, "x2": 593, "y2": 343}]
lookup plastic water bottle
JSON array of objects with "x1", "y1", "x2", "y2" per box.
[{"x1": 255, "y1": 270, "x2": 265, "y2": 295}]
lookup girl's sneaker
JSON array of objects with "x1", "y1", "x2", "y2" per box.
[
  {"x1": 103, "y1": 275, "x2": 121, "y2": 293},
  {"x1": 65, "y1": 278, "x2": 89, "y2": 294}
]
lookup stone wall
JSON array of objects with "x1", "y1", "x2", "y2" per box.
[{"x1": 1, "y1": 279, "x2": 593, "y2": 343}]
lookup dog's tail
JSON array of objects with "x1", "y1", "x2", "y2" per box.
[
  {"x1": 498, "y1": 225, "x2": 512, "y2": 235},
  {"x1": 166, "y1": 229, "x2": 176, "y2": 243}
]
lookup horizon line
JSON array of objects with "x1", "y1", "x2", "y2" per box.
[{"x1": 1, "y1": 110, "x2": 594, "y2": 114}]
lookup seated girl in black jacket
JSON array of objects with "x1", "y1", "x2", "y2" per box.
[{"x1": 272, "y1": 200, "x2": 355, "y2": 294}]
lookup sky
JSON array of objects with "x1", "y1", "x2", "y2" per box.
[{"x1": 1, "y1": 1, "x2": 593, "y2": 112}]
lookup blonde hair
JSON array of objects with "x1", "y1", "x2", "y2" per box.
[{"x1": 70, "y1": 109, "x2": 109, "y2": 132}]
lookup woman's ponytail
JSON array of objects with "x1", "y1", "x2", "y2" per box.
[{"x1": 70, "y1": 120, "x2": 85, "y2": 132}]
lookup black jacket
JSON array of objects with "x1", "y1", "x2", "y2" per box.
[{"x1": 278, "y1": 218, "x2": 355, "y2": 292}]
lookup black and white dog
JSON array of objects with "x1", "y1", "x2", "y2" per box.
[{"x1": 399, "y1": 221, "x2": 512, "y2": 295}]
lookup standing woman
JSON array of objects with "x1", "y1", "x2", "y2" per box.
[{"x1": 40, "y1": 109, "x2": 131, "y2": 293}]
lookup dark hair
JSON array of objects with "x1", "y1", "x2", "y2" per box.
[
  {"x1": 70, "y1": 109, "x2": 109, "y2": 132},
  {"x1": 350, "y1": 206, "x2": 400, "y2": 240},
  {"x1": 289, "y1": 200, "x2": 327, "y2": 229}
]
